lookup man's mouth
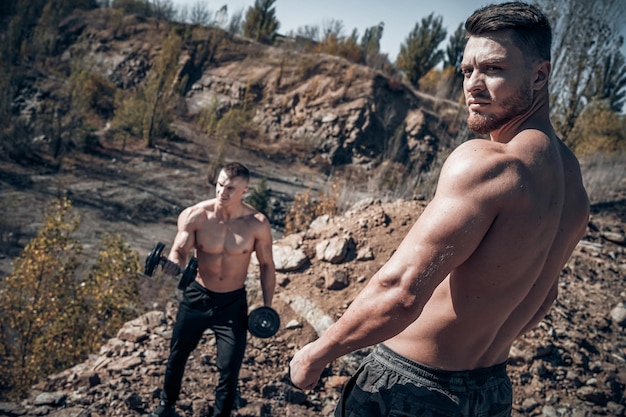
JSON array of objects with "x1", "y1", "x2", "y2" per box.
[{"x1": 467, "y1": 98, "x2": 490, "y2": 109}]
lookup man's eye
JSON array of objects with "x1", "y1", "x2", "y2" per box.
[{"x1": 461, "y1": 68, "x2": 472, "y2": 77}]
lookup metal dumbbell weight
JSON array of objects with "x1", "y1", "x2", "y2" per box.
[
  {"x1": 145, "y1": 242, "x2": 198, "y2": 290},
  {"x1": 247, "y1": 306, "x2": 280, "y2": 338}
]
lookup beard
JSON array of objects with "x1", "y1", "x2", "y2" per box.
[{"x1": 467, "y1": 82, "x2": 533, "y2": 135}]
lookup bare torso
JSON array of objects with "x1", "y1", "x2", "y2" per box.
[
  {"x1": 385, "y1": 132, "x2": 589, "y2": 370},
  {"x1": 169, "y1": 199, "x2": 271, "y2": 293}
]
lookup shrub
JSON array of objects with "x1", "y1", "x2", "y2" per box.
[
  {"x1": 0, "y1": 198, "x2": 143, "y2": 400},
  {"x1": 284, "y1": 181, "x2": 340, "y2": 235},
  {"x1": 246, "y1": 177, "x2": 271, "y2": 217}
]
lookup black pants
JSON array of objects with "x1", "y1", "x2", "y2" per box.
[
  {"x1": 161, "y1": 281, "x2": 248, "y2": 417},
  {"x1": 336, "y1": 344, "x2": 512, "y2": 417}
]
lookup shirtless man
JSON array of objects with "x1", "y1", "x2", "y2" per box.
[
  {"x1": 289, "y1": 2, "x2": 590, "y2": 416},
  {"x1": 150, "y1": 162, "x2": 276, "y2": 417}
]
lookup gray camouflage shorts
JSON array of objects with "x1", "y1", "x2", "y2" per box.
[{"x1": 334, "y1": 344, "x2": 512, "y2": 417}]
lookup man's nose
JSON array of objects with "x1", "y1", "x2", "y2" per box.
[{"x1": 464, "y1": 71, "x2": 485, "y2": 93}]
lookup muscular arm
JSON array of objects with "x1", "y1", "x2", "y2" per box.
[
  {"x1": 254, "y1": 214, "x2": 276, "y2": 307},
  {"x1": 290, "y1": 140, "x2": 513, "y2": 388},
  {"x1": 168, "y1": 207, "x2": 198, "y2": 269}
]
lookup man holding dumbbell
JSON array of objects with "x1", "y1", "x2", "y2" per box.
[{"x1": 150, "y1": 162, "x2": 276, "y2": 417}]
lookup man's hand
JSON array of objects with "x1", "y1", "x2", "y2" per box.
[{"x1": 289, "y1": 342, "x2": 326, "y2": 390}]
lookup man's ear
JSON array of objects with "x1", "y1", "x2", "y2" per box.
[{"x1": 533, "y1": 61, "x2": 551, "y2": 91}]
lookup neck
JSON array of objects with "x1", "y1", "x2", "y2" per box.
[
  {"x1": 215, "y1": 201, "x2": 243, "y2": 221},
  {"x1": 490, "y1": 88, "x2": 553, "y2": 143}
]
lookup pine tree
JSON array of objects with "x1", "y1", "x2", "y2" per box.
[
  {"x1": 242, "y1": 0, "x2": 280, "y2": 44},
  {"x1": 396, "y1": 13, "x2": 447, "y2": 89}
]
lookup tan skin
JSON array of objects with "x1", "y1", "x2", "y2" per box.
[
  {"x1": 290, "y1": 30, "x2": 590, "y2": 389},
  {"x1": 162, "y1": 169, "x2": 275, "y2": 307}
]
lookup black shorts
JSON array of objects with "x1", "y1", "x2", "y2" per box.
[{"x1": 335, "y1": 344, "x2": 512, "y2": 417}]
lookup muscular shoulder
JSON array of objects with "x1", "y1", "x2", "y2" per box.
[
  {"x1": 179, "y1": 200, "x2": 213, "y2": 226},
  {"x1": 441, "y1": 139, "x2": 526, "y2": 200},
  {"x1": 244, "y1": 204, "x2": 271, "y2": 230}
]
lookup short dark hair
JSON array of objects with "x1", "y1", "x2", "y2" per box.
[
  {"x1": 465, "y1": 1, "x2": 552, "y2": 63},
  {"x1": 222, "y1": 162, "x2": 250, "y2": 182}
]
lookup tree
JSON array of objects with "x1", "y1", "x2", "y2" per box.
[
  {"x1": 361, "y1": 22, "x2": 384, "y2": 67},
  {"x1": 246, "y1": 177, "x2": 271, "y2": 217},
  {"x1": 149, "y1": 0, "x2": 176, "y2": 21},
  {"x1": 321, "y1": 18, "x2": 344, "y2": 42},
  {"x1": 590, "y1": 49, "x2": 626, "y2": 113},
  {"x1": 0, "y1": 199, "x2": 144, "y2": 400},
  {"x1": 79, "y1": 233, "x2": 141, "y2": 353},
  {"x1": 242, "y1": 0, "x2": 280, "y2": 44},
  {"x1": 361, "y1": 22, "x2": 384, "y2": 54},
  {"x1": 112, "y1": 0, "x2": 151, "y2": 16},
  {"x1": 0, "y1": 198, "x2": 82, "y2": 399},
  {"x1": 226, "y1": 7, "x2": 244, "y2": 35},
  {"x1": 538, "y1": 0, "x2": 626, "y2": 140},
  {"x1": 295, "y1": 24, "x2": 320, "y2": 42},
  {"x1": 443, "y1": 23, "x2": 466, "y2": 100},
  {"x1": 187, "y1": 0, "x2": 212, "y2": 26},
  {"x1": 396, "y1": 13, "x2": 447, "y2": 89},
  {"x1": 444, "y1": 23, "x2": 466, "y2": 69},
  {"x1": 109, "y1": 24, "x2": 184, "y2": 147},
  {"x1": 141, "y1": 28, "x2": 183, "y2": 147}
]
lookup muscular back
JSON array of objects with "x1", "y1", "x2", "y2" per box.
[{"x1": 384, "y1": 130, "x2": 589, "y2": 370}]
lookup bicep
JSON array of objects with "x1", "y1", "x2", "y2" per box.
[
  {"x1": 253, "y1": 218, "x2": 275, "y2": 267},
  {"x1": 379, "y1": 151, "x2": 500, "y2": 294},
  {"x1": 171, "y1": 209, "x2": 197, "y2": 255}
]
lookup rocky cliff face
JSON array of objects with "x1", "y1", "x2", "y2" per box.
[{"x1": 22, "y1": 8, "x2": 462, "y2": 180}]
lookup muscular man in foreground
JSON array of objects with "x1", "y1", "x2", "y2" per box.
[
  {"x1": 150, "y1": 162, "x2": 276, "y2": 417},
  {"x1": 290, "y1": 2, "x2": 590, "y2": 416}
]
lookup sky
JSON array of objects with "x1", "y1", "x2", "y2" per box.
[{"x1": 170, "y1": 0, "x2": 500, "y2": 61}]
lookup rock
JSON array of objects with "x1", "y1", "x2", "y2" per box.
[
  {"x1": 0, "y1": 402, "x2": 27, "y2": 415},
  {"x1": 284, "y1": 319, "x2": 302, "y2": 330},
  {"x1": 33, "y1": 392, "x2": 66, "y2": 406},
  {"x1": 315, "y1": 236, "x2": 353, "y2": 264},
  {"x1": 356, "y1": 245, "x2": 374, "y2": 261},
  {"x1": 326, "y1": 269, "x2": 349, "y2": 291},
  {"x1": 610, "y1": 302, "x2": 626, "y2": 327},
  {"x1": 576, "y1": 386, "x2": 608, "y2": 406},
  {"x1": 272, "y1": 244, "x2": 309, "y2": 272}
]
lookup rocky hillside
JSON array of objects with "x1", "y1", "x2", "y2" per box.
[
  {"x1": 22, "y1": 8, "x2": 463, "y2": 178},
  {"x1": 0, "y1": 191, "x2": 624, "y2": 417},
  {"x1": 1, "y1": 7, "x2": 625, "y2": 417}
]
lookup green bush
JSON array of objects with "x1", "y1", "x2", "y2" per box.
[{"x1": 246, "y1": 177, "x2": 270, "y2": 216}]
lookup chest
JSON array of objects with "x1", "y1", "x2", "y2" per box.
[{"x1": 195, "y1": 219, "x2": 256, "y2": 255}]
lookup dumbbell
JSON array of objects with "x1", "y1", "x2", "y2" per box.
[
  {"x1": 145, "y1": 242, "x2": 198, "y2": 290},
  {"x1": 247, "y1": 306, "x2": 280, "y2": 338}
]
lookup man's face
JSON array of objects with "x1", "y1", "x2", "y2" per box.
[
  {"x1": 461, "y1": 31, "x2": 533, "y2": 135},
  {"x1": 215, "y1": 170, "x2": 248, "y2": 205}
]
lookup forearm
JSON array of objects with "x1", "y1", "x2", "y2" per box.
[
  {"x1": 168, "y1": 247, "x2": 187, "y2": 267},
  {"x1": 307, "y1": 276, "x2": 421, "y2": 365},
  {"x1": 260, "y1": 264, "x2": 276, "y2": 307}
]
